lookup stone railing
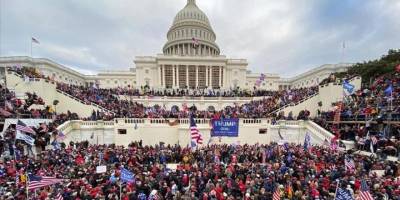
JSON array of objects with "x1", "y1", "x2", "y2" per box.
[
  {"x1": 268, "y1": 92, "x2": 319, "y2": 115},
  {"x1": 114, "y1": 118, "x2": 268, "y2": 125},
  {"x1": 56, "y1": 120, "x2": 115, "y2": 134},
  {"x1": 8, "y1": 71, "x2": 115, "y2": 115},
  {"x1": 56, "y1": 89, "x2": 115, "y2": 115}
]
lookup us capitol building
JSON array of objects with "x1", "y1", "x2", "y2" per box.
[{"x1": 0, "y1": 0, "x2": 351, "y2": 90}]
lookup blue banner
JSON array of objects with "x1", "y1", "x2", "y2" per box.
[
  {"x1": 121, "y1": 168, "x2": 135, "y2": 183},
  {"x1": 211, "y1": 118, "x2": 239, "y2": 137}
]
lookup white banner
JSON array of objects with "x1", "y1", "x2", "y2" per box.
[
  {"x1": 96, "y1": 165, "x2": 107, "y2": 174},
  {"x1": 16, "y1": 131, "x2": 35, "y2": 146}
]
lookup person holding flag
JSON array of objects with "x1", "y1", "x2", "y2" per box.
[
  {"x1": 343, "y1": 80, "x2": 355, "y2": 96},
  {"x1": 304, "y1": 132, "x2": 311, "y2": 151},
  {"x1": 189, "y1": 114, "x2": 203, "y2": 149},
  {"x1": 357, "y1": 179, "x2": 374, "y2": 200},
  {"x1": 384, "y1": 84, "x2": 393, "y2": 110},
  {"x1": 344, "y1": 155, "x2": 356, "y2": 173}
]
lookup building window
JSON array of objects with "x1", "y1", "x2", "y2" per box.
[
  {"x1": 145, "y1": 69, "x2": 149, "y2": 74},
  {"x1": 114, "y1": 81, "x2": 118, "y2": 84},
  {"x1": 164, "y1": 66, "x2": 174, "y2": 88}
]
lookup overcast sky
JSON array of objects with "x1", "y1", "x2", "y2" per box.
[{"x1": 1, "y1": 0, "x2": 399, "y2": 77}]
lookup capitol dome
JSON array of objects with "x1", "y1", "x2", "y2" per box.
[{"x1": 163, "y1": 0, "x2": 220, "y2": 56}]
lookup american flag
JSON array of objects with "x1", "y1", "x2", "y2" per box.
[
  {"x1": 15, "y1": 171, "x2": 20, "y2": 185},
  {"x1": 189, "y1": 115, "x2": 203, "y2": 147},
  {"x1": 56, "y1": 192, "x2": 64, "y2": 200},
  {"x1": 344, "y1": 155, "x2": 355, "y2": 172},
  {"x1": 273, "y1": 187, "x2": 281, "y2": 200},
  {"x1": 304, "y1": 132, "x2": 311, "y2": 150},
  {"x1": 31, "y1": 37, "x2": 40, "y2": 44},
  {"x1": 359, "y1": 179, "x2": 374, "y2": 200},
  {"x1": 16, "y1": 120, "x2": 36, "y2": 135},
  {"x1": 28, "y1": 174, "x2": 63, "y2": 190}
]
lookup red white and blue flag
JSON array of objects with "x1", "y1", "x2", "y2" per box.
[
  {"x1": 28, "y1": 174, "x2": 63, "y2": 190},
  {"x1": 190, "y1": 115, "x2": 203, "y2": 148},
  {"x1": 56, "y1": 192, "x2": 64, "y2": 200},
  {"x1": 359, "y1": 179, "x2": 374, "y2": 200},
  {"x1": 31, "y1": 37, "x2": 40, "y2": 44},
  {"x1": 273, "y1": 186, "x2": 281, "y2": 200},
  {"x1": 344, "y1": 155, "x2": 355, "y2": 172},
  {"x1": 16, "y1": 120, "x2": 36, "y2": 135}
]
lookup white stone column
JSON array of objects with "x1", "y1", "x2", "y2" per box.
[
  {"x1": 172, "y1": 65, "x2": 176, "y2": 88},
  {"x1": 162, "y1": 65, "x2": 166, "y2": 88},
  {"x1": 158, "y1": 66, "x2": 162, "y2": 87},
  {"x1": 205, "y1": 66, "x2": 209, "y2": 86},
  {"x1": 186, "y1": 65, "x2": 189, "y2": 87},
  {"x1": 195, "y1": 65, "x2": 198, "y2": 88},
  {"x1": 222, "y1": 67, "x2": 225, "y2": 88},
  {"x1": 209, "y1": 66, "x2": 213, "y2": 88},
  {"x1": 176, "y1": 65, "x2": 180, "y2": 88},
  {"x1": 219, "y1": 66, "x2": 222, "y2": 88},
  {"x1": 183, "y1": 44, "x2": 186, "y2": 56}
]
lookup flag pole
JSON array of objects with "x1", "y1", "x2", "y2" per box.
[
  {"x1": 334, "y1": 180, "x2": 340, "y2": 199},
  {"x1": 119, "y1": 181, "x2": 122, "y2": 200},
  {"x1": 390, "y1": 89, "x2": 393, "y2": 111},
  {"x1": 26, "y1": 172, "x2": 29, "y2": 199},
  {"x1": 30, "y1": 37, "x2": 33, "y2": 58}
]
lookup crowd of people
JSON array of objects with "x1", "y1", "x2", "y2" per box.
[
  {"x1": 110, "y1": 87, "x2": 279, "y2": 98},
  {"x1": 2, "y1": 65, "x2": 400, "y2": 199},
  {"x1": 1, "y1": 141, "x2": 399, "y2": 199},
  {"x1": 0, "y1": 84, "x2": 54, "y2": 119},
  {"x1": 315, "y1": 72, "x2": 400, "y2": 158},
  {"x1": 7, "y1": 66, "x2": 319, "y2": 119},
  {"x1": 56, "y1": 82, "x2": 318, "y2": 119}
]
